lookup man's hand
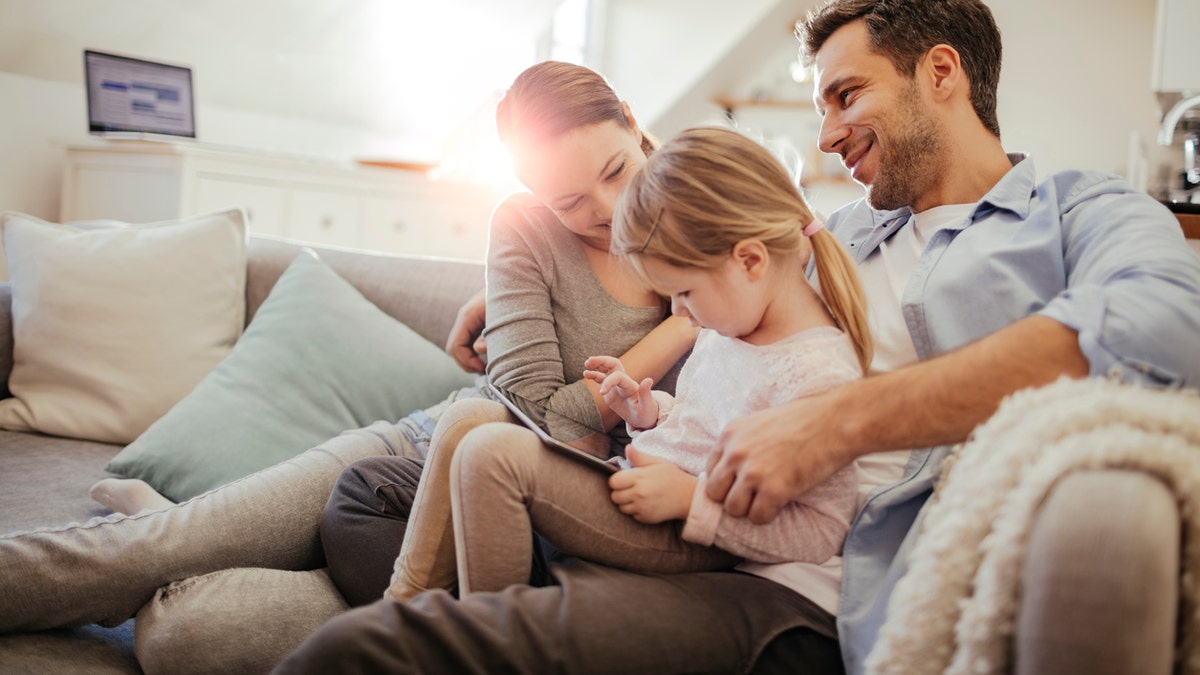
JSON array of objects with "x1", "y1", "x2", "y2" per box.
[
  {"x1": 609, "y1": 446, "x2": 696, "y2": 523},
  {"x1": 446, "y1": 288, "x2": 487, "y2": 374},
  {"x1": 705, "y1": 391, "x2": 854, "y2": 524},
  {"x1": 583, "y1": 356, "x2": 659, "y2": 429}
]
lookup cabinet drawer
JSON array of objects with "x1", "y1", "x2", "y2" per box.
[
  {"x1": 362, "y1": 194, "x2": 438, "y2": 254},
  {"x1": 193, "y1": 176, "x2": 287, "y2": 236},
  {"x1": 288, "y1": 187, "x2": 363, "y2": 247}
]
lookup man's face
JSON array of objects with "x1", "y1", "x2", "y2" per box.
[{"x1": 811, "y1": 20, "x2": 946, "y2": 211}]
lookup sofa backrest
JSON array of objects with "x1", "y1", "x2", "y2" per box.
[
  {"x1": 245, "y1": 235, "x2": 485, "y2": 350},
  {"x1": 0, "y1": 236, "x2": 485, "y2": 399}
]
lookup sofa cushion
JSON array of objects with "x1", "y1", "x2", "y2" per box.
[
  {"x1": 0, "y1": 209, "x2": 247, "y2": 445},
  {"x1": 105, "y1": 250, "x2": 476, "y2": 502}
]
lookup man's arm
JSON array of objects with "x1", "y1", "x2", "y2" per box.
[{"x1": 705, "y1": 315, "x2": 1088, "y2": 523}]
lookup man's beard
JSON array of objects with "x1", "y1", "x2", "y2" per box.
[{"x1": 865, "y1": 84, "x2": 946, "y2": 211}]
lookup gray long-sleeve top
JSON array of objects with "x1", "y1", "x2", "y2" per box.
[{"x1": 482, "y1": 193, "x2": 684, "y2": 449}]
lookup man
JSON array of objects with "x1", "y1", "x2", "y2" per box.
[
  {"x1": 705, "y1": 0, "x2": 1200, "y2": 672},
  {"x1": 278, "y1": 1, "x2": 1200, "y2": 672}
]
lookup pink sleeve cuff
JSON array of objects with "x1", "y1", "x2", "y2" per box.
[
  {"x1": 681, "y1": 472, "x2": 723, "y2": 547},
  {"x1": 626, "y1": 390, "x2": 676, "y2": 437}
]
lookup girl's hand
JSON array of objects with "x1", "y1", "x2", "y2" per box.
[
  {"x1": 608, "y1": 446, "x2": 696, "y2": 524},
  {"x1": 583, "y1": 356, "x2": 659, "y2": 429}
]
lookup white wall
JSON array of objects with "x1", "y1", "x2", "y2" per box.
[
  {"x1": 0, "y1": 0, "x2": 1172, "y2": 225},
  {"x1": 0, "y1": 71, "x2": 443, "y2": 222},
  {"x1": 0, "y1": 73, "x2": 83, "y2": 220},
  {"x1": 607, "y1": 0, "x2": 1165, "y2": 202},
  {"x1": 598, "y1": 0, "x2": 778, "y2": 125},
  {"x1": 991, "y1": 0, "x2": 1161, "y2": 181}
]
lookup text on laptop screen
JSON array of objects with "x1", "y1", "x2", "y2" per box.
[{"x1": 85, "y1": 50, "x2": 195, "y2": 138}]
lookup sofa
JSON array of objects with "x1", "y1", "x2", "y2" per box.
[
  {"x1": 0, "y1": 228, "x2": 1191, "y2": 674},
  {"x1": 0, "y1": 234, "x2": 485, "y2": 673}
]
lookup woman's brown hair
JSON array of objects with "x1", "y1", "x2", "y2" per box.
[{"x1": 496, "y1": 61, "x2": 656, "y2": 157}]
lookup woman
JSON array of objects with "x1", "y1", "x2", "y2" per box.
[
  {"x1": 323, "y1": 60, "x2": 698, "y2": 604},
  {"x1": 0, "y1": 61, "x2": 694, "y2": 671}
]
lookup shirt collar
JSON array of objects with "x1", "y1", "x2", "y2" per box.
[
  {"x1": 974, "y1": 153, "x2": 1035, "y2": 221},
  {"x1": 862, "y1": 153, "x2": 1034, "y2": 227}
]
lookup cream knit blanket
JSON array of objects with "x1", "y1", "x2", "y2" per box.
[{"x1": 865, "y1": 376, "x2": 1200, "y2": 675}]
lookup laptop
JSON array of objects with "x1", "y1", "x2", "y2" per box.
[
  {"x1": 85, "y1": 49, "x2": 196, "y2": 140},
  {"x1": 488, "y1": 384, "x2": 621, "y2": 475}
]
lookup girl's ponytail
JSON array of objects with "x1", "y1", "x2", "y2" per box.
[{"x1": 810, "y1": 229, "x2": 873, "y2": 373}]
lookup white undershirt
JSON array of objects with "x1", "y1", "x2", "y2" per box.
[
  {"x1": 761, "y1": 203, "x2": 976, "y2": 615},
  {"x1": 857, "y1": 203, "x2": 977, "y2": 374}
]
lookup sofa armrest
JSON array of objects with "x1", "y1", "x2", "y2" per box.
[
  {"x1": 0, "y1": 282, "x2": 11, "y2": 398},
  {"x1": 1016, "y1": 469, "x2": 1178, "y2": 675}
]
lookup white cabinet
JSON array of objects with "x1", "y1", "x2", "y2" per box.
[
  {"x1": 1153, "y1": 0, "x2": 1200, "y2": 92},
  {"x1": 193, "y1": 176, "x2": 287, "y2": 236},
  {"x1": 289, "y1": 186, "x2": 363, "y2": 247},
  {"x1": 61, "y1": 142, "x2": 505, "y2": 259}
]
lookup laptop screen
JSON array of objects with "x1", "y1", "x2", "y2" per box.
[{"x1": 84, "y1": 49, "x2": 196, "y2": 139}]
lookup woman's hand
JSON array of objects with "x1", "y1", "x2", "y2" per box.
[
  {"x1": 609, "y1": 447, "x2": 695, "y2": 523},
  {"x1": 583, "y1": 356, "x2": 659, "y2": 429},
  {"x1": 446, "y1": 288, "x2": 488, "y2": 374}
]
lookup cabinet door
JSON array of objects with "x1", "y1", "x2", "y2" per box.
[
  {"x1": 423, "y1": 198, "x2": 489, "y2": 259},
  {"x1": 193, "y1": 175, "x2": 287, "y2": 236},
  {"x1": 362, "y1": 193, "x2": 434, "y2": 255},
  {"x1": 66, "y1": 165, "x2": 182, "y2": 223},
  {"x1": 1154, "y1": 0, "x2": 1200, "y2": 92},
  {"x1": 288, "y1": 186, "x2": 363, "y2": 247}
]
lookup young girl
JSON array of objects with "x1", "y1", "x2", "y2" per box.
[{"x1": 391, "y1": 126, "x2": 874, "y2": 597}]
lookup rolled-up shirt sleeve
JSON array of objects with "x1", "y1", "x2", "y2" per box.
[{"x1": 1039, "y1": 187, "x2": 1200, "y2": 388}]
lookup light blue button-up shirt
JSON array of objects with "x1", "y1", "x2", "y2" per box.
[{"x1": 828, "y1": 155, "x2": 1200, "y2": 674}]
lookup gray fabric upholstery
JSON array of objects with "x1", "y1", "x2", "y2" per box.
[
  {"x1": 0, "y1": 429, "x2": 121, "y2": 534},
  {"x1": 1016, "y1": 469, "x2": 1179, "y2": 675},
  {"x1": 244, "y1": 235, "x2": 484, "y2": 349},
  {"x1": 0, "y1": 238, "x2": 484, "y2": 674}
]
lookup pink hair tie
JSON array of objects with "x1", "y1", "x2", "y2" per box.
[{"x1": 803, "y1": 218, "x2": 825, "y2": 237}]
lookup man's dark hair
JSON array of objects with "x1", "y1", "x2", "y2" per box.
[{"x1": 797, "y1": 0, "x2": 1002, "y2": 138}]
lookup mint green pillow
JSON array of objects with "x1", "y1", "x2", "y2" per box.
[{"x1": 106, "y1": 250, "x2": 476, "y2": 501}]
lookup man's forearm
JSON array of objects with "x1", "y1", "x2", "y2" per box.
[{"x1": 834, "y1": 315, "x2": 1090, "y2": 457}]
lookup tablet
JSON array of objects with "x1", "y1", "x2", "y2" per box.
[{"x1": 488, "y1": 384, "x2": 621, "y2": 474}]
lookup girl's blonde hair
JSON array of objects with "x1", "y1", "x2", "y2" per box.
[
  {"x1": 496, "y1": 61, "x2": 656, "y2": 157},
  {"x1": 612, "y1": 127, "x2": 873, "y2": 372}
]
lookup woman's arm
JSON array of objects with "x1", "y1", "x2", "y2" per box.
[
  {"x1": 587, "y1": 316, "x2": 695, "y2": 430},
  {"x1": 483, "y1": 196, "x2": 694, "y2": 441}
]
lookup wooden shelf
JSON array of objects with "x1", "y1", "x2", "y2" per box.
[{"x1": 713, "y1": 97, "x2": 815, "y2": 113}]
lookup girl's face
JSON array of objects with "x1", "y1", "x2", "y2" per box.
[
  {"x1": 513, "y1": 120, "x2": 647, "y2": 249},
  {"x1": 640, "y1": 254, "x2": 766, "y2": 340}
]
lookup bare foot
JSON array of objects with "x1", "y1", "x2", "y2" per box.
[{"x1": 90, "y1": 478, "x2": 176, "y2": 514}]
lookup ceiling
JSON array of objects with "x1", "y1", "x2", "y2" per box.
[{"x1": 0, "y1": 0, "x2": 561, "y2": 140}]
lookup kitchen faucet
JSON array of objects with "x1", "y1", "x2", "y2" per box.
[
  {"x1": 1157, "y1": 94, "x2": 1200, "y2": 145},
  {"x1": 1158, "y1": 94, "x2": 1200, "y2": 193},
  {"x1": 1156, "y1": 93, "x2": 1195, "y2": 187}
]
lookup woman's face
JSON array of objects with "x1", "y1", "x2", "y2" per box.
[{"x1": 513, "y1": 120, "x2": 647, "y2": 248}]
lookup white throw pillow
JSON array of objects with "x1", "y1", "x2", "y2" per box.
[{"x1": 0, "y1": 209, "x2": 248, "y2": 444}]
